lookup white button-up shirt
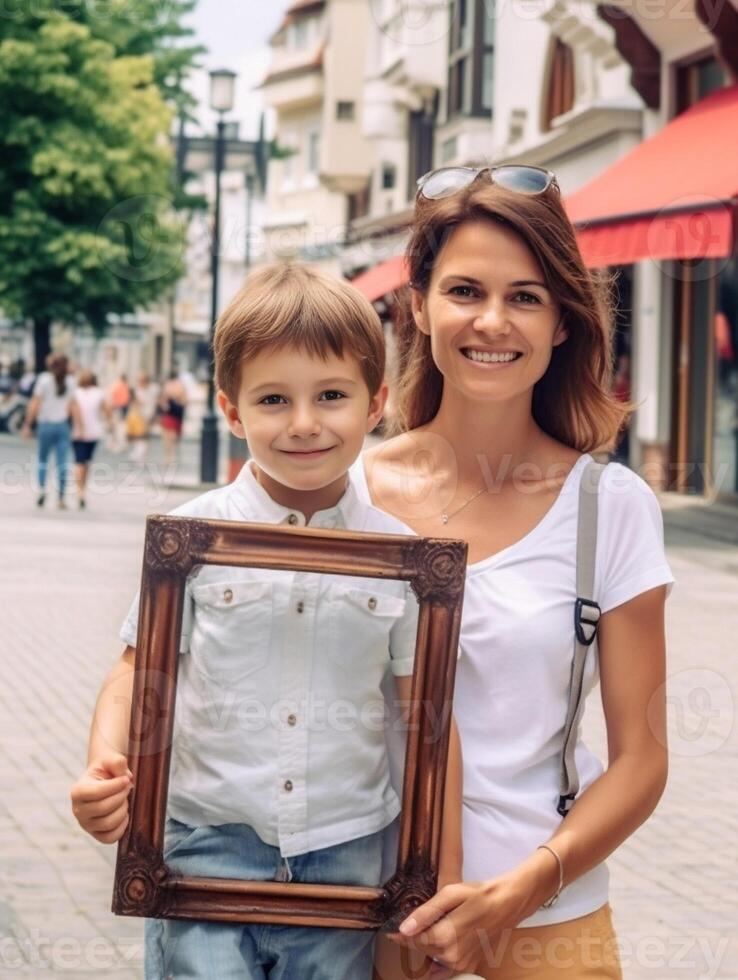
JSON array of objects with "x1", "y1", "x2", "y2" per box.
[{"x1": 120, "y1": 462, "x2": 419, "y2": 857}]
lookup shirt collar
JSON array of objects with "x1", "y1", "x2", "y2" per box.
[{"x1": 230, "y1": 461, "x2": 367, "y2": 531}]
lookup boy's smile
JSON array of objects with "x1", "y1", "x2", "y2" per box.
[{"x1": 217, "y1": 346, "x2": 386, "y2": 518}]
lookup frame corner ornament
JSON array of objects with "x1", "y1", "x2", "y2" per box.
[
  {"x1": 113, "y1": 832, "x2": 174, "y2": 918},
  {"x1": 410, "y1": 538, "x2": 467, "y2": 603},
  {"x1": 375, "y1": 859, "x2": 437, "y2": 932},
  {"x1": 145, "y1": 516, "x2": 216, "y2": 577}
]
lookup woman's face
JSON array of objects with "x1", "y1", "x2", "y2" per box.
[{"x1": 412, "y1": 218, "x2": 567, "y2": 406}]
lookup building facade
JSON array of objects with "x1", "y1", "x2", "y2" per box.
[
  {"x1": 260, "y1": 0, "x2": 373, "y2": 274},
  {"x1": 342, "y1": 0, "x2": 737, "y2": 502}
]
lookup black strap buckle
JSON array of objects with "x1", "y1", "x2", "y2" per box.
[
  {"x1": 574, "y1": 598, "x2": 600, "y2": 647},
  {"x1": 557, "y1": 793, "x2": 576, "y2": 817}
]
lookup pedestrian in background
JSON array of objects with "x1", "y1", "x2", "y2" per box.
[
  {"x1": 128, "y1": 371, "x2": 159, "y2": 465},
  {"x1": 107, "y1": 374, "x2": 131, "y2": 452},
  {"x1": 22, "y1": 352, "x2": 77, "y2": 510},
  {"x1": 71, "y1": 369, "x2": 110, "y2": 510},
  {"x1": 158, "y1": 370, "x2": 187, "y2": 467}
]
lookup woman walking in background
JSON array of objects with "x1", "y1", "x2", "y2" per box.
[
  {"x1": 71, "y1": 370, "x2": 110, "y2": 509},
  {"x1": 22, "y1": 352, "x2": 76, "y2": 510},
  {"x1": 158, "y1": 370, "x2": 187, "y2": 467},
  {"x1": 107, "y1": 373, "x2": 131, "y2": 452},
  {"x1": 128, "y1": 371, "x2": 160, "y2": 465}
]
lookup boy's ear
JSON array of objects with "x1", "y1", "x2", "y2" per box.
[
  {"x1": 217, "y1": 390, "x2": 246, "y2": 439},
  {"x1": 366, "y1": 380, "x2": 389, "y2": 434},
  {"x1": 411, "y1": 286, "x2": 430, "y2": 336}
]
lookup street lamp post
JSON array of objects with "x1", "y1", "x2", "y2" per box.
[{"x1": 200, "y1": 68, "x2": 236, "y2": 484}]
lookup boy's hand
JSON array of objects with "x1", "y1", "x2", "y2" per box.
[{"x1": 70, "y1": 752, "x2": 134, "y2": 844}]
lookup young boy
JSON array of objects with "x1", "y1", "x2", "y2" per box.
[{"x1": 71, "y1": 263, "x2": 462, "y2": 980}]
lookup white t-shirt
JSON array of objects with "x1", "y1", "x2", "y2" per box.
[
  {"x1": 34, "y1": 372, "x2": 76, "y2": 423},
  {"x1": 73, "y1": 386, "x2": 106, "y2": 441},
  {"x1": 120, "y1": 462, "x2": 419, "y2": 857},
  {"x1": 351, "y1": 453, "x2": 674, "y2": 926}
]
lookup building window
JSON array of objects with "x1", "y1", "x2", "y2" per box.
[
  {"x1": 441, "y1": 135, "x2": 458, "y2": 163},
  {"x1": 542, "y1": 38, "x2": 575, "y2": 131},
  {"x1": 381, "y1": 163, "x2": 396, "y2": 190},
  {"x1": 676, "y1": 53, "x2": 727, "y2": 114},
  {"x1": 336, "y1": 101, "x2": 355, "y2": 121},
  {"x1": 448, "y1": 0, "x2": 494, "y2": 119},
  {"x1": 292, "y1": 18, "x2": 309, "y2": 49},
  {"x1": 307, "y1": 129, "x2": 321, "y2": 174},
  {"x1": 281, "y1": 131, "x2": 299, "y2": 190},
  {"x1": 406, "y1": 96, "x2": 437, "y2": 200}
]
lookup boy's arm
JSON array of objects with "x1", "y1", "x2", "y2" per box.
[
  {"x1": 393, "y1": 676, "x2": 464, "y2": 888},
  {"x1": 70, "y1": 646, "x2": 136, "y2": 843}
]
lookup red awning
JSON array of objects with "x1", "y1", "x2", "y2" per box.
[
  {"x1": 350, "y1": 255, "x2": 409, "y2": 302},
  {"x1": 567, "y1": 84, "x2": 738, "y2": 267}
]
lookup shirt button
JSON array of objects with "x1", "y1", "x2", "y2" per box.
[
  {"x1": 367, "y1": 596, "x2": 377, "y2": 610},
  {"x1": 287, "y1": 714, "x2": 297, "y2": 726},
  {"x1": 223, "y1": 588, "x2": 233, "y2": 603},
  {"x1": 287, "y1": 513, "x2": 299, "y2": 525},
  {"x1": 296, "y1": 601, "x2": 304, "y2": 614},
  {"x1": 284, "y1": 780, "x2": 293, "y2": 792}
]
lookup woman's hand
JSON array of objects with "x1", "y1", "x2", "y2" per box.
[{"x1": 392, "y1": 859, "x2": 555, "y2": 979}]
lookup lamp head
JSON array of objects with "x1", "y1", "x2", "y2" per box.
[{"x1": 209, "y1": 69, "x2": 236, "y2": 114}]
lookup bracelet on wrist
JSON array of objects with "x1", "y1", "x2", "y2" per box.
[{"x1": 537, "y1": 843, "x2": 564, "y2": 909}]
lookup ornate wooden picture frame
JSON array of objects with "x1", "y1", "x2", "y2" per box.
[{"x1": 113, "y1": 514, "x2": 466, "y2": 932}]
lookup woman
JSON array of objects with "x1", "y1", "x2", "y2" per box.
[
  {"x1": 158, "y1": 370, "x2": 187, "y2": 467},
  {"x1": 128, "y1": 371, "x2": 160, "y2": 464},
  {"x1": 360, "y1": 166, "x2": 673, "y2": 979},
  {"x1": 71, "y1": 369, "x2": 110, "y2": 509},
  {"x1": 22, "y1": 352, "x2": 77, "y2": 510}
]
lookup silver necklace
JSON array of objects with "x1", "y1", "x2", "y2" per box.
[{"x1": 441, "y1": 485, "x2": 488, "y2": 524}]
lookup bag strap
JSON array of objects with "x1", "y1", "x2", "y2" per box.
[{"x1": 557, "y1": 459, "x2": 606, "y2": 817}]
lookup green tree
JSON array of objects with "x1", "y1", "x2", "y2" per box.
[{"x1": 0, "y1": 3, "x2": 200, "y2": 370}]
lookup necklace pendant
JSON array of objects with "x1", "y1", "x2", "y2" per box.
[{"x1": 441, "y1": 513, "x2": 449, "y2": 524}]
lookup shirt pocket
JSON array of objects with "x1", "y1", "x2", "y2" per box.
[
  {"x1": 327, "y1": 584, "x2": 406, "y2": 674},
  {"x1": 190, "y1": 580, "x2": 273, "y2": 685}
]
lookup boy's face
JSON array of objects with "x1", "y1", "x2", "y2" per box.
[{"x1": 218, "y1": 346, "x2": 387, "y2": 496}]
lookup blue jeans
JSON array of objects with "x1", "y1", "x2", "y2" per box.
[
  {"x1": 145, "y1": 819, "x2": 384, "y2": 980},
  {"x1": 37, "y1": 420, "x2": 71, "y2": 497}
]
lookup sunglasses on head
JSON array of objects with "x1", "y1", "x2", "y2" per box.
[{"x1": 416, "y1": 165, "x2": 558, "y2": 200}]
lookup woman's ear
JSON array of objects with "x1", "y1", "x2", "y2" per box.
[
  {"x1": 217, "y1": 390, "x2": 246, "y2": 439},
  {"x1": 411, "y1": 287, "x2": 431, "y2": 336},
  {"x1": 552, "y1": 315, "x2": 568, "y2": 348}
]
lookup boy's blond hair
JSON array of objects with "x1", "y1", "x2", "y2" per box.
[{"x1": 214, "y1": 263, "x2": 385, "y2": 404}]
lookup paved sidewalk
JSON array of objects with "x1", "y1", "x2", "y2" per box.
[{"x1": 0, "y1": 439, "x2": 737, "y2": 978}]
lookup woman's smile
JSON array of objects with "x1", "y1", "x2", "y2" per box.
[{"x1": 460, "y1": 346, "x2": 524, "y2": 367}]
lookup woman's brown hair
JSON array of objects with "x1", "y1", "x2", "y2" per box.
[
  {"x1": 48, "y1": 352, "x2": 69, "y2": 398},
  {"x1": 392, "y1": 179, "x2": 630, "y2": 452}
]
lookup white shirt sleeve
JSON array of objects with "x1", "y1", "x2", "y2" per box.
[
  {"x1": 388, "y1": 582, "x2": 420, "y2": 676},
  {"x1": 595, "y1": 463, "x2": 674, "y2": 614},
  {"x1": 119, "y1": 580, "x2": 193, "y2": 654}
]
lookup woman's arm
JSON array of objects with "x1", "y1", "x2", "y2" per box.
[
  {"x1": 542, "y1": 583, "x2": 668, "y2": 887},
  {"x1": 395, "y1": 584, "x2": 668, "y2": 978},
  {"x1": 21, "y1": 394, "x2": 41, "y2": 435}
]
